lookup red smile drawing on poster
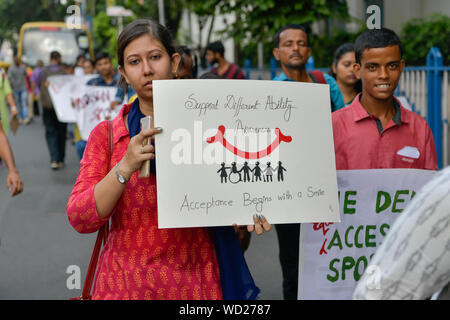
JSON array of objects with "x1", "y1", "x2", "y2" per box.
[{"x1": 206, "y1": 125, "x2": 292, "y2": 159}]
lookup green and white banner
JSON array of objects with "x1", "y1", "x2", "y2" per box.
[{"x1": 298, "y1": 169, "x2": 436, "y2": 300}]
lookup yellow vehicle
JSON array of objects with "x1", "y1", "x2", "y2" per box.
[
  {"x1": 0, "y1": 61, "x2": 11, "y2": 71},
  {"x1": 17, "y1": 22, "x2": 94, "y2": 67}
]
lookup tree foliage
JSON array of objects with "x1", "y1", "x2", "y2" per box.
[
  {"x1": 0, "y1": 0, "x2": 67, "y2": 48},
  {"x1": 184, "y1": 0, "x2": 350, "y2": 66},
  {"x1": 90, "y1": 0, "x2": 186, "y2": 65},
  {"x1": 308, "y1": 27, "x2": 363, "y2": 68},
  {"x1": 91, "y1": 11, "x2": 120, "y2": 64},
  {"x1": 216, "y1": 0, "x2": 349, "y2": 44},
  {"x1": 0, "y1": 0, "x2": 352, "y2": 67},
  {"x1": 184, "y1": 0, "x2": 222, "y2": 66}
]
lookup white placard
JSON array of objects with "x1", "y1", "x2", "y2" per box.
[
  {"x1": 153, "y1": 79, "x2": 341, "y2": 228},
  {"x1": 298, "y1": 169, "x2": 436, "y2": 300}
]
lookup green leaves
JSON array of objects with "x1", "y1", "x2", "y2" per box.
[
  {"x1": 0, "y1": 0, "x2": 67, "y2": 44},
  {"x1": 208, "y1": 0, "x2": 349, "y2": 67},
  {"x1": 92, "y1": 11, "x2": 121, "y2": 65},
  {"x1": 216, "y1": 0, "x2": 349, "y2": 45}
]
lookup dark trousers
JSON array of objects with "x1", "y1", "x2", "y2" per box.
[
  {"x1": 43, "y1": 108, "x2": 67, "y2": 163},
  {"x1": 33, "y1": 100, "x2": 40, "y2": 116},
  {"x1": 275, "y1": 223, "x2": 300, "y2": 300}
]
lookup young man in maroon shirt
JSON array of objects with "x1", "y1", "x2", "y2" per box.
[
  {"x1": 333, "y1": 28, "x2": 437, "y2": 171},
  {"x1": 205, "y1": 41, "x2": 247, "y2": 79}
]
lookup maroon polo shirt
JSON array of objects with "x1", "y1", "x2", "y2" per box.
[{"x1": 211, "y1": 63, "x2": 246, "y2": 79}]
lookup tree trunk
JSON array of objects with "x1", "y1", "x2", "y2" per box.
[
  {"x1": 166, "y1": 2, "x2": 183, "y2": 39},
  {"x1": 198, "y1": 16, "x2": 205, "y2": 68}
]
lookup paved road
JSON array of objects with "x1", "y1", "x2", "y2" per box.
[{"x1": 0, "y1": 116, "x2": 283, "y2": 300}]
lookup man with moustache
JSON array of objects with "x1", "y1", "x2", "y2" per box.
[{"x1": 271, "y1": 24, "x2": 344, "y2": 300}]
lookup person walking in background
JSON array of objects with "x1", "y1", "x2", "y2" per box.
[
  {"x1": 25, "y1": 64, "x2": 35, "y2": 122},
  {"x1": 8, "y1": 56, "x2": 29, "y2": 124},
  {"x1": 331, "y1": 43, "x2": 362, "y2": 106},
  {"x1": 271, "y1": 23, "x2": 345, "y2": 300},
  {"x1": 205, "y1": 41, "x2": 246, "y2": 79},
  {"x1": 272, "y1": 24, "x2": 345, "y2": 111},
  {"x1": 38, "y1": 51, "x2": 67, "y2": 170},
  {"x1": 0, "y1": 67, "x2": 18, "y2": 135},
  {"x1": 0, "y1": 115, "x2": 23, "y2": 197},
  {"x1": 30, "y1": 60, "x2": 44, "y2": 118}
]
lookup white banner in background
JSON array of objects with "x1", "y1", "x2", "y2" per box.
[
  {"x1": 73, "y1": 85, "x2": 120, "y2": 141},
  {"x1": 153, "y1": 79, "x2": 341, "y2": 228},
  {"x1": 298, "y1": 169, "x2": 436, "y2": 300},
  {"x1": 47, "y1": 75, "x2": 96, "y2": 123}
]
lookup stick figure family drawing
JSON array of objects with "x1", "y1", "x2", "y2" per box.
[{"x1": 217, "y1": 161, "x2": 287, "y2": 184}]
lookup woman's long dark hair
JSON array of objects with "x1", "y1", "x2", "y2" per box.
[{"x1": 117, "y1": 19, "x2": 177, "y2": 92}]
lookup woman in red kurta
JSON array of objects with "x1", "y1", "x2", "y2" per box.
[{"x1": 67, "y1": 19, "x2": 270, "y2": 300}]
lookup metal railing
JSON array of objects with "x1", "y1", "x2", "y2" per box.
[{"x1": 243, "y1": 47, "x2": 450, "y2": 169}]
